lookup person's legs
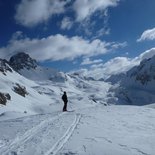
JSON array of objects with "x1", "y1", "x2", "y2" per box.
[
  {"x1": 63, "y1": 103, "x2": 65, "y2": 111},
  {"x1": 63, "y1": 101, "x2": 67, "y2": 111},
  {"x1": 63, "y1": 102, "x2": 66, "y2": 111}
]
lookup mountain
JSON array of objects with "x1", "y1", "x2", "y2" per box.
[
  {"x1": 109, "y1": 54, "x2": 155, "y2": 105},
  {"x1": 3, "y1": 51, "x2": 155, "y2": 107},
  {"x1": 0, "y1": 52, "x2": 111, "y2": 114},
  {"x1": 0, "y1": 53, "x2": 155, "y2": 155},
  {"x1": 9, "y1": 52, "x2": 66, "y2": 82},
  {"x1": 9, "y1": 52, "x2": 37, "y2": 71},
  {"x1": 105, "y1": 73, "x2": 126, "y2": 84},
  {"x1": 0, "y1": 59, "x2": 52, "y2": 115},
  {"x1": 127, "y1": 56, "x2": 155, "y2": 85}
]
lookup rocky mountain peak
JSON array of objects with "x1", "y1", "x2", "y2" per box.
[
  {"x1": 9, "y1": 52, "x2": 37, "y2": 71},
  {"x1": 109, "y1": 54, "x2": 155, "y2": 105}
]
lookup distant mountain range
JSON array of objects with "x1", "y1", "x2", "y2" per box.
[
  {"x1": 1, "y1": 52, "x2": 155, "y2": 108},
  {"x1": 0, "y1": 52, "x2": 111, "y2": 114}
]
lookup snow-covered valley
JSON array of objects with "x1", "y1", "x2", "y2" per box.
[{"x1": 0, "y1": 53, "x2": 155, "y2": 155}]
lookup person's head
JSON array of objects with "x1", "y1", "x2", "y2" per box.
[{"x1": 64, "y1": 91, "x2": 66, "y2": 94}]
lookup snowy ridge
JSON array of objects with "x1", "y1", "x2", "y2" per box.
[
  {"x1": 9, "y1": 52, "x2": 66, "y2": 82},
  {"x1": 0, "y1": 60, "x2": 52, "y2": 115},
  {"x1": 127, "y1": 55, "x2": 155, "y2": 85},
  {"x1": 108, "y1": 54, "x2": 155, "y2": 105}
]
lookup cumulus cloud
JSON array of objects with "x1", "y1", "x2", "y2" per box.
[
  {"x1": 89, "y1": 57, "x2": 138, "y2": 79},
  {"x1": 15, "y1": 0, "x2": 69, "y2": 27},
  {"x1": 73, "y1": 0, "x2": 120, "y2": 21},
  {"x1": 14, "y1": 0, "x2": 121, "y2": 37},
  {"x1": 77, "y1": 57, "x2": 138, "y2": 80},
  {"x1": 0, "y1": 32, "x2": 123, "y2": 61},
  {"x1": 137, "y1": 27, "x2": 155, "y2": 42}
]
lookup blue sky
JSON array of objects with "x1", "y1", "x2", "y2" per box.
[{"x1": 0, "y1": 0, "x2": 155, "y2": 73}]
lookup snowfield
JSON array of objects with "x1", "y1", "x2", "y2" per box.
[
  {"x1": 0, "y1": 57, "x2": 155, "y2": 155},
  {"x1": 0, "y1": 104, "x2": 155, "y2": 155}
]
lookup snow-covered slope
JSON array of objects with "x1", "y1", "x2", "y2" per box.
[
  {"x1": 0, "y1": 60, "x2": 52, "y2": 117},
  {"x1": 127, "y1": 56, "x2": 155, "y2": 85},
  {"x1": 0, "y1": 53, "x2": 111, "y2": 117},
  {"x1": 0, "y1": 104, "x2": 155, "y2": 155},
  {"x1": 109, "y1": 54, "x2": 155, "y2": 105}
]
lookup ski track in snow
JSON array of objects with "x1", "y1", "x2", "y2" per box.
[
  {"x1": 0, "y1": 112, "x2": 65, "y2": 155},
  {"x1": 0, "y1": 112, "x2": 82, "y2": 155},
  {"x1": 0, "y1": 105, "x2": 155, "y2": 155},
  {"x1": 45, "y1": 113, "x2": 81, "y2": 155}
]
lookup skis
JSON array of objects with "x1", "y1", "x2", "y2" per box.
[
  {"x1": 63, "y1": 110, "x2": 75, "y2": 112},
  {"x1": 67, "y1": 110, "x2": 75, "y2": 112}
]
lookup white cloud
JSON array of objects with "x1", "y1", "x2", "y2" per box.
[
  {"x1": 81, "y1": 58, "x2": 103, "y2": 65},
  {"x1": 77, "y1": 47, "x2": 155, "y2": 80},
  {"x1": 73, "y1": 57, "x2": 138, "y2": 80},
  {"x1": 14, "y1": 0, "x2": 121, "y2": 37},
  {"x1": 92, "y1": 27, "x2": 110, "y2": 39},
  {"x1": 15, "y1": 0, "x2": 69, "y2": 27},
  {"x1": 96, "y1": 27, "x2": 110, "y2": 36},
  {"x1": 73, "y1": 0, "x2": 120, "y2": 21},
  {"x1": 11, "y1": 31, "x2": 24, "y2": 40},
  {"x1": 111, "y1": 41, "x2": 127, "y2": 49},
  {"x1": 60, "y1": 17, "x2": 73, "y2": 30},
  {"x1": 0, "y1": 32, "x2": 123, "y2": 61},
  {"x1": 89, "y1": 57, "x2": 138, "y2": 79},
  {"x1": 137, "y1": 27, "x2": 155, "y2": 42}
]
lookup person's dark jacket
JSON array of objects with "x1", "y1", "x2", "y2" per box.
[{"x1": 62, "y1": 93, "x2": 68, "y2": 103}]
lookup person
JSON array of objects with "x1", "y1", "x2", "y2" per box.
[{"x1": 62, "y1": 91, "x2": 68, "y2": 111}]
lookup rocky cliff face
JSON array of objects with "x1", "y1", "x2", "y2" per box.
[
  {"x1": 0, "y1": 59, "x2": 12, "y2": 75},
  {"x1": 7, "y1": 52, "x2": 66, "y2": 82},
  {"x1": 127, "y1": 56, "x2": 155, "y2": 85},
  {"x1": 9, "y1": 52, "x2": 37, "y2": 71}
]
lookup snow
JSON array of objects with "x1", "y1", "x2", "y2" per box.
[
  {"x1": 0, "y1": 69, "x2": 51, "y2": 115},
  {"x1": 0, "y1": 65, "x2": 155, "y2": 155},
  {"x1": 0, "y1": 104, "x2": 155, "y2": 155}
]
